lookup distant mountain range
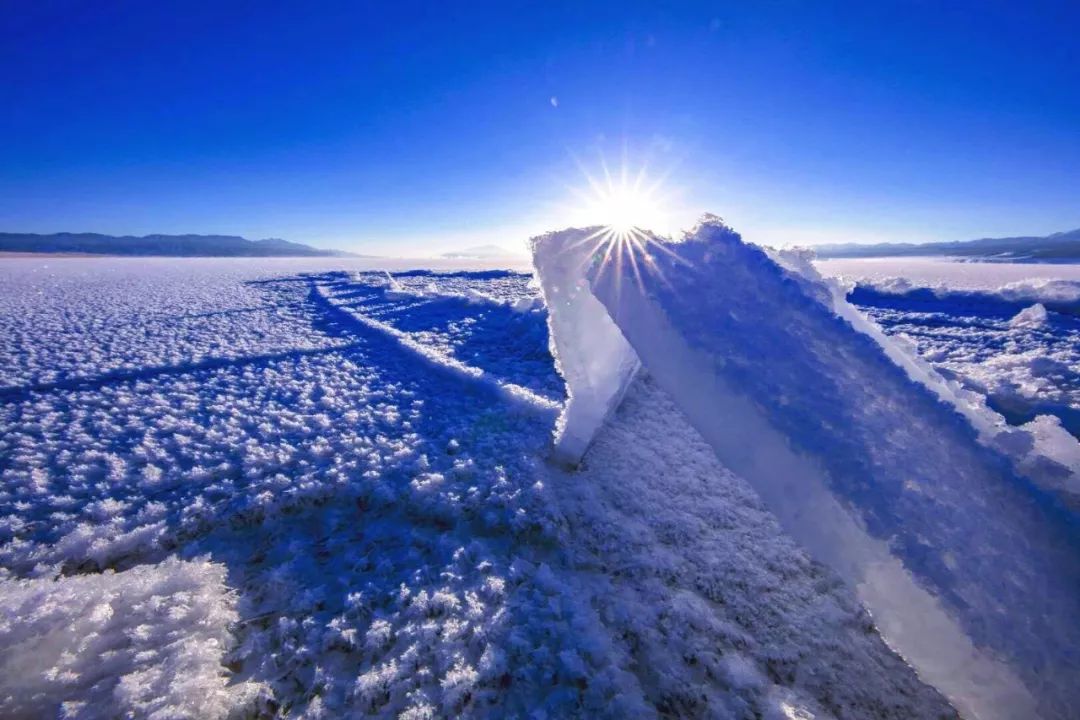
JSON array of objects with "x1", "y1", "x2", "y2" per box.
[
  {"x1": 0, "y1": 232, "x2": 358, "y2": 257},
  {"x1": 441, "y1": 244, "x2": 526, "y2": 259},
  {"x1": 814, "y1": 228, "x2": 1080, "y2": 261}
]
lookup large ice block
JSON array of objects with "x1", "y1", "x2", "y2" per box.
[{"x1": 533, "y1": 218, "x2": 1080, "y2": 720}]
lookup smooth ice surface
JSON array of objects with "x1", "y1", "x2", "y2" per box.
[{"x1": 534, "y1": 220, "x2": 1080, "y2": 719}]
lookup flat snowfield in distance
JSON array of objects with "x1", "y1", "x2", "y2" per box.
[
  {"x1": 2, "y1": 253, "x2": 1078, "y2": 718},
  {"x1": 816, "y1": 256, "x2": 1080, "y2": 290}
]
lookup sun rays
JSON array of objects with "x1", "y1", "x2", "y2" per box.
[
  {"x1": 568, "y1": 152, "x2": 676, "y2": 235},
  {"x1": 559, "y1": 155, "x2": 689, "y2": 299}
]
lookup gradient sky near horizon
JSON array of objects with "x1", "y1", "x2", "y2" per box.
[{"x1": 1, "y1": 1, "x2": 1078, "y2": 256}]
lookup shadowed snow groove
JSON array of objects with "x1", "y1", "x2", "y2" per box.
[
  {"x1": 313, "y1": 278, "x2": 561, "y2": 416},
  {"x1": 0, "y1": 343, "x2": 362, "y2": 403}
]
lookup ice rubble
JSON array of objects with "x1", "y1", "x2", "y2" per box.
[
  {"x1": 845, "y1": 279, "x2": 1080, "y2": 491},
  {"x1": 1008, "y1": 303, "x2": 1049, "y2": 329},
  {"x1": 850, "y1": 275, "x2": 1080, "y2": 308},
  {"x1": 531, "y1": 218, "x2": 1080, "y2": 720}
]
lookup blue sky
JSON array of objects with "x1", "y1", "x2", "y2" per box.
[{"x1": 1, "y1": 1, "x2": 1077, "y2": 255}]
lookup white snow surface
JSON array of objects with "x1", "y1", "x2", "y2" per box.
[
  {"x1": 0, "y1": 556, "x2": 263, "y2": 719},
  {"x1": 815, "y1": 257, "x2": 1080, "y2": 294},
  {"x1": 532, "y1": 219, "x2": 1080, "y2": 720},
  {"x1": 0, "y1": 256, "x2": 961, "y2": 718}
]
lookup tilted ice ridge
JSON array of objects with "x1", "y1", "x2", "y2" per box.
[
  {"x1": 532, "y1": 223, "x2": 1080, "y2": 496},
  {"x1": 529, "y1": 228, "x2": 641, "y2": 463},
  {"x1": 531, "y1": 217, "x2": 1080, "y2": 720}
]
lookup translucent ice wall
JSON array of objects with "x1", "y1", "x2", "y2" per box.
[{"x1": 531, "y1": 228, "x2": 640, "y2": 464}]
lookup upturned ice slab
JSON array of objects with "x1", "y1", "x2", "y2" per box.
[{"x1": 533, "y1": 218, "x2": 1080, "y2": 720}]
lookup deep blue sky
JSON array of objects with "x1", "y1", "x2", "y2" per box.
[{"x1": 1, "y1": 1, "x2": 1077, "y2": 254}]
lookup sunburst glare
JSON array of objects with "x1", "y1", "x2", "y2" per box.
[
  {"x1": 570, "y1": 158, "x2": 675, "y2": 236},
  {"x1": 560, "y1": 156, "x2": 688, "y2": 299}
]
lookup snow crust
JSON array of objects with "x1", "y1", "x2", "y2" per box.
[
  {"x1": 0, "y1": 557, "x2": 260, "y2": 719},
  {"x1": 532, "y1": 218, "x2": 1080, "y2": 719}
]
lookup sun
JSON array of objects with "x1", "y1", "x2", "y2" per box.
[
  {"x1": 574, "y1": 162, "x2": 672, "y2": 236},
  {"x1": 554, "y1": 156, "x2": 690, "y2": 299},
  {"x1": 584, "y1": 176, "x2": 667, "y2": 235}
]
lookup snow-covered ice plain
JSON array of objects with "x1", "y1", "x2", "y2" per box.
[{"x1": 1, "y1": 236, "x2": 1078, "y2": 718}]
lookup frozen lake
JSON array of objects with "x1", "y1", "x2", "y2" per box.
[
  {"x1": 2, "y1": 251, "x2": 1078, "y2": 718},
  {"x1": 0, "y1": 254, "x2": 962, "y2": 719}
]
